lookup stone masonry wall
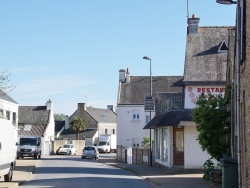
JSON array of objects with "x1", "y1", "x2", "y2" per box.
[{"x1": 240, "y1": 2, "x2": 250, "y2": 186}]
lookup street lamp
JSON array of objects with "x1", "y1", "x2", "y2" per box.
[
  {"x1": 143, "y1": 56, "x2": 152, "y2": 166},
  {"x1": 216, "y1": 0, "x2": 237, "y2": 4}
]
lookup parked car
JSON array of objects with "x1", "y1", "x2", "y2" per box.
[
  {"x1": 17, "y1": 136, "x2": 41, "y2": 160},
  {"x1": 82, "y1": 146, "x2": 99, "y2": 160},
  {"x1": 57, "y1": 144, "x2": 76, "y2": 155}
]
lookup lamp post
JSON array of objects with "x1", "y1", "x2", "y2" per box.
[{"x1": 143, "y1": 56, "x2": 152, "y2": 166}]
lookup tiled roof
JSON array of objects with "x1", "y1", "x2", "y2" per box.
[
  {"x1": 18, "y1": 106, "x2": 50, "y2": 124},
  {"x1": 184, "y1": 27, "x2": 229, "y2": 84},
  {"x1": 118, "y1": 76, "x2": 183, "y2": 105},
  {"x1": 0, "y1": 92, "x2": 18, "y2": 104},
  {"x1": 55, "y1": 121, "x2": 65, "y2": 135},
  {"x1": 58, "y1": 129, "x2": 98, "y2": 140},
  {"x1": 86, "y1": 107, "x2": 116, "y2": 124}
]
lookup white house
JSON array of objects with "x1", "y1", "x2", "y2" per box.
[
  {"x1": 0, "y1": 91, "x2": 19, "y2": 127},
  {"x1": 18, "y1": 99, "x2": 55, "y2": 156},
  {"x1": 117, "y1": 68, "x2": 183, "y2": 148},
  {"x1": 145, "y1": 15, "x2": 229, "y2": 169}
]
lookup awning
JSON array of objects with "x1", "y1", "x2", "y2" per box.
[{"x1": 143, "y1": 109, "x2": 193, "y2": 129}]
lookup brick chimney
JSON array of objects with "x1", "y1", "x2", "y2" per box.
[
  {"x1": 119, "y1": 69, "x2": 126, "y2": 82},
  {"x1": 187, "y1": 14, "x2": 200, "y2": 34}
]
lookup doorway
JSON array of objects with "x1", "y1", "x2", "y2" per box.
[{"x1": 173, "y1": 127, "x2": 184, "y2": 166}]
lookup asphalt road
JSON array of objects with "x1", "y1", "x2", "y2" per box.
[{"x1": 19, "y1": 154, "x2": 154, "y2": 188}]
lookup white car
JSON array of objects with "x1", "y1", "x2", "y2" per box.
[{"x1": 57, "y1": 144, "x2": 77, "y2": 155}]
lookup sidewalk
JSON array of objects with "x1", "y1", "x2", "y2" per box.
[
  {"x1": 0, "y1": 159, "x2": 37, "y2": 188},
  {"x1": 97, "y1": 156, "x2": 221, "y2": 188}
]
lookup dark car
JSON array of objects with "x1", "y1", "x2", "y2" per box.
[{"x1": 82, "y1": 146, "x2": 99, "y2": 160}]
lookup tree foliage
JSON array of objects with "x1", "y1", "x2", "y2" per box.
[
  {"x1": 54, "y1": 113, "x2": 66, "y2": 121},
  {"x1": 70, "y1": 117, "x2": 86, "y2": 140},
  {"x1": 192, "y1": 87, "x2": 231, "y2": 161}
]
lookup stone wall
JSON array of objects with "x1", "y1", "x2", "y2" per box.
[
  {"x1": 240, "y1": 2, "x2": 250, "y2": 186},
  {"x1": 52, "y1": 140, "x2": 85, "y2": 155}
]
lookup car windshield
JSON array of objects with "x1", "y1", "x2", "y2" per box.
[
  {"x1": 98, "y1": 141, "x2": 107, "y2": 146},
  {"x1": 62, "y1": 145, "x2": 71, "y2": 148},
  {"x1": 19, "y1": 138, "x2": 37, "y2": 146}
]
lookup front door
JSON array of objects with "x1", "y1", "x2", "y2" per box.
[{"x1": 173, "y1": 127, "x2": 184, "y2": 166}]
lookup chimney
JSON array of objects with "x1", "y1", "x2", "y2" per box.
[
  {"x1": 78, "y1": 103, "x2": 86, "y2": 116},
  {"x1": 65, "y1": 115, "x2": 70, "y2": 129},
  {"x1": 187, "y1": 14, "x2": 200, "y2": 34},
  {"x1": 46, "y1": 99, "x2": 53, "y2": 111},
  {"x1": 125, "y1": 68, "x2": 130, "y2": 83},
  {"x1": 119, "y1": 69, "x2": 126, "y2": 82}
]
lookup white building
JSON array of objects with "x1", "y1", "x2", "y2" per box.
[
  {"x1": 117, "y1": 68, "x2": 183, "y2": 148},
  {"x1": 145, "y1": 15, "x2": 229, "y2": 169},
  {"x1": 18, "y1": 99, "x2": 55, "y2": 156}
]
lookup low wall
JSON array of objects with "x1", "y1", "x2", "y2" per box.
[
  {"x1": 116, "y1": 146, "x2": 155, "y2": 166},
  {"x1": 52, "y1": 140, "x2": 85, "y2": 155}
]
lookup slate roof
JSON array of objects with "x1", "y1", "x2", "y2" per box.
[
  {"x1": 184, "y1": 26, "x2": 229, "y2": 85},
  {"x1": 144, "y1": 109, "x2": 193, "y2": 129},
  {"x1": 55, "y1": 120, "x2": 65, "y2": 135},
  {"x1": 0, "y1": 91, "x2": 18, "y2": 104},
  {"x1": 18, "y1": 106, "x2": 50, "y2": 124},
  {"x1": 58, "y1": 129, "x2": 98, "y2": 140},
  {"x1": 118, "y1": 76, "x2": 183, "y2": 105},
  {"x1": 18, "y1": 106, "x2": 50, "y2": 137},
  {"x1": 86, "y1": 107, "x2": 116, "y2": 124}
]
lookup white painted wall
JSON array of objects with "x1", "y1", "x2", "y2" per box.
[
  {"x1": 117, "y1": 105, "x2": 154, "y2": 148},
  {"x1": 184, "y1": 126, "x2": 213, "y2": 169},
  {"x1": 184, "y1": 85, "x2": 226, "y2": 109},
  {"x1": 0, "y1": 98, "x2": 18, "y2": 126}
]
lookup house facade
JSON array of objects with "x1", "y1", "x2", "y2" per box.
[
  {"x1": 117, "y1": 68, "x2": 183, "y2": 148},
  {"x1": 18, "y1": 99, "x2": 55, "y2": 156},
  {"x1": 56, "y1": 103, "x2": 117, "y2": 146},
  {"x1": 145, "y1": 15, "x2": 230, "y2": 169},
  {"x1": 0, "y1": 91, "x2": 19, "y2": 127}
]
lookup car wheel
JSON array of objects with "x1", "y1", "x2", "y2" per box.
[
  {"x1": 68, "y1": 151, "x2": 71, "y2": 155},
  {"x1": 34, "y1": 155, "x2": 38, "y2": 160},
  {"x1": 39, "y1": 153, "x2": 41, "y2": 159},
  {"x1": 4, "y1": 165, "x2": 13, "y2": 182}
]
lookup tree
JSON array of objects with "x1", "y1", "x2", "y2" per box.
[
  {"x1": 54, "y1": 113, "x2": 66, "y2": 121},
  {"x1": 0, "y1": 70, "x2": 16, "y2": 94},
  {"x1": 192, "y1": 86, "x2": 231, "y2": 161},
  {"x1": 70, "y1": 117, "x2": 86, "y2": 140}
]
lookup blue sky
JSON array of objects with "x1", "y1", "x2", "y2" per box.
[{"x1": 0, "y1": 1, "x2": 236, "y2": 115}]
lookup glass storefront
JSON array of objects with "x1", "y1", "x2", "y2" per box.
[{"x1": 155, "y1": 128, "x2": 169, "y2": 163}]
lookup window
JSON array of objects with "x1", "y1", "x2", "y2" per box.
[
  {"x1": 112, "y1": 129, "x2": 115, "y2": 134},
  {"x1": 146, "y1": 115, "x2": 150, "y2": 125},
  {"x1": 13, "y1": 112, "x2": 16, "y2": 124},
  {"x1": 132, "y1": 109, "x2": 140, "y2": 120},
  {"x1": 0, "y1": 109, "x2": 3, "y2": 118},
  {"x1": 6, "y1": 111, "x2": 10, "y2": 120},
  {"x1": 105, "y1": 129, "x2": 108, "y2": 134}
]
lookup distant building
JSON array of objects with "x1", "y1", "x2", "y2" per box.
[
  {"x1": 55, "y1": 103, "x2": 116, "y2": 146},
  {"x1": 18, "y1": 99, "x2": 55, "y2": 156}
]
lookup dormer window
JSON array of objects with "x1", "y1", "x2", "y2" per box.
[{"x1": 218, "y1": 39, "x2": 228, "y2": 53}]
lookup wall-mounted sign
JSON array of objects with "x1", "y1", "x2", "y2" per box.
[
  {"x1": 184, "y1": 85, "x2": 226, "y2": 109},
  {"x1": 144, "y1": 96, "x2": 154, "y2": 111}
]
